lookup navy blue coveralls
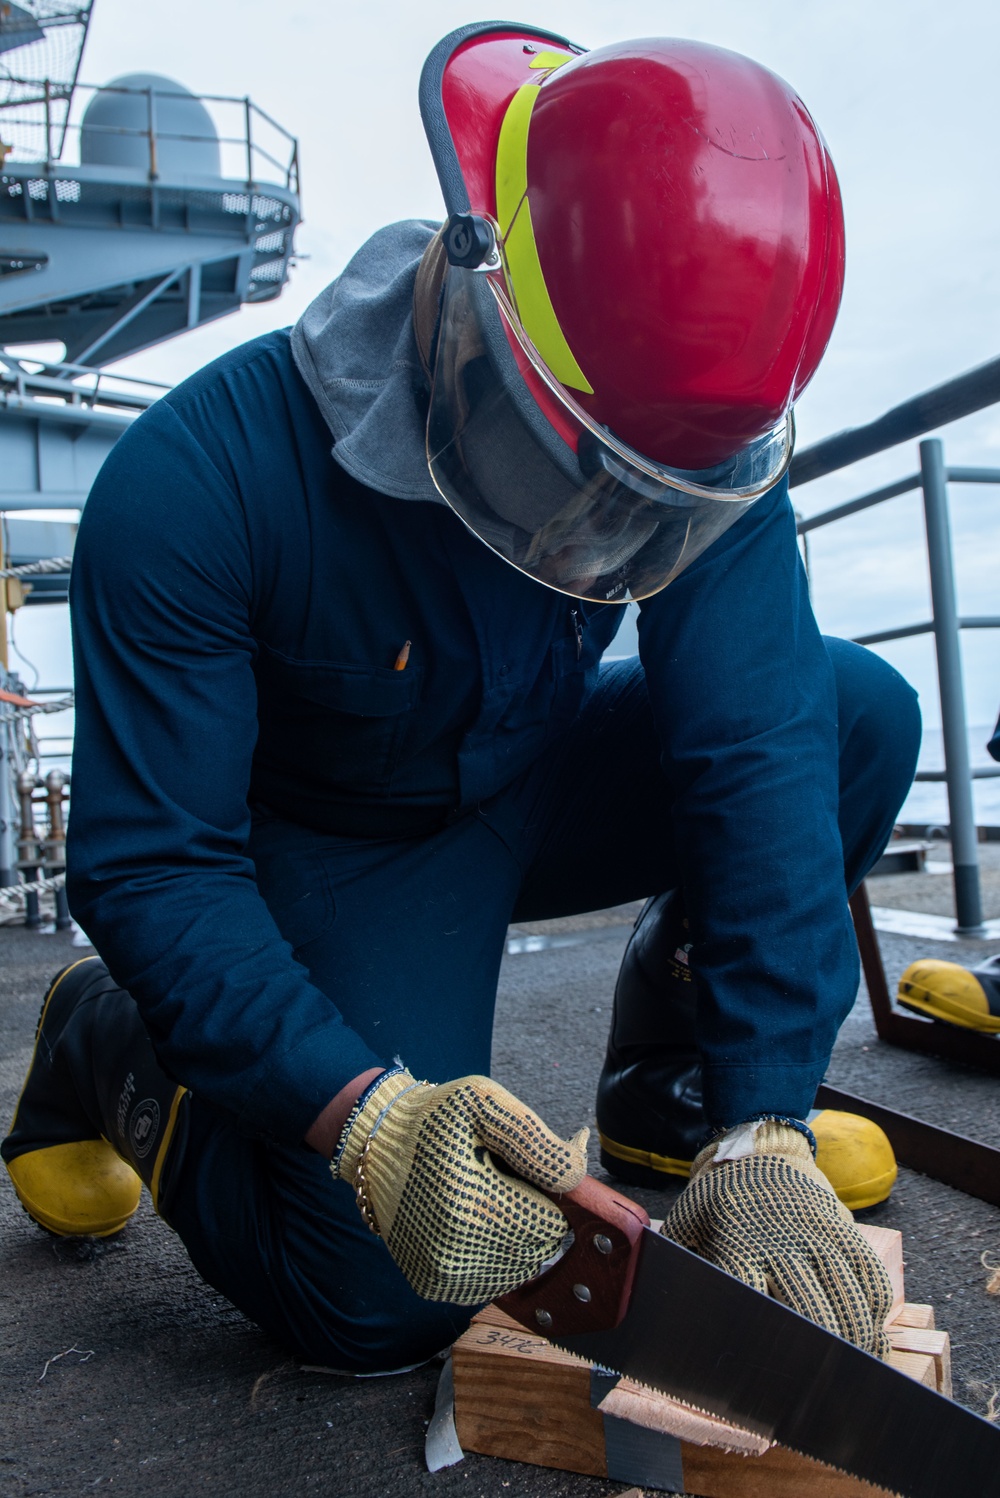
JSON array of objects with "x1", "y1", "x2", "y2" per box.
[{"x1": 66, "y1": 329, "x2": 921, "y2": 1370}]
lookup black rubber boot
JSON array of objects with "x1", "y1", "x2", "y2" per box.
[
  {"x1": 2, "y1": 955, "x2": 190, "y2": 1236},
  {"x1": 596, "y1": 894, "x2": 901, "y2": 1210},
  {"x1": 596, "y1": 889, "x2": 711, "y2": 1188}
]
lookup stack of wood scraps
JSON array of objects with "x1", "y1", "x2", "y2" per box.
[{"x1": 447, "y1": 1223, "x2": 952, "y2": 1496}]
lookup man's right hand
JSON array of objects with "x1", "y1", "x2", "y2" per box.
[{"x1": 331, "y1": 1069, "x2": 588, "y2": 1304}]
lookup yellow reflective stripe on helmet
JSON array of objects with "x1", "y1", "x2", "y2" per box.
[
  {"x1": 528, "y1": 51, "x2": 576, "y2": 70},
  {"x1": 495, "y1": 80, "x2": 594, "y2": 395}
]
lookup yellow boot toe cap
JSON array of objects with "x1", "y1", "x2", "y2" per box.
[
  {"x1": 6, "y1": 1139, "x2": 142, "y2": 1237},
  {"x1": 812, "y1": 1109, "x2": 898, "y2": 1211}
]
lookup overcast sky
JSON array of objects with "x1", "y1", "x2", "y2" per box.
[{"x1": 13, "y1": 0, "x2": 1000, "y2": 743}]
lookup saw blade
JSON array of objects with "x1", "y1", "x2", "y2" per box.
[{"x1": 548, "y1": 1228, "x2": 1000, "y2": 1498}]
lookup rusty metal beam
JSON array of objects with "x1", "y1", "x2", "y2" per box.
[{"x1": 815, "y1": 1083, "x2": 1000, "y2": 1209}]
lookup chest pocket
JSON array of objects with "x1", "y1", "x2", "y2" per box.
[{"x1": 255, "y1": 644, "x2": 422, "y2": 793}]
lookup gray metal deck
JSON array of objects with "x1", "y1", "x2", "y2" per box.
[{"x1": 2, "y1": 882, "x2": 999, "y2": 1498}]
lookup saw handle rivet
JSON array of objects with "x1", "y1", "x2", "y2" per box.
[
  {"x1": 535, "y1": 1308, "x2": 553, "y2": 1329},
  {"x1": 572, "y1": 1283, "x2": 592, "y2": 1303},
  {"x1": 593, "y1": 1234, "x2": 613, "y2": 1255}
]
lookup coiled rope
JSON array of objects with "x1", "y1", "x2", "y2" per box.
[
  {"x1": 0, "y1": 871, "x2": 65, "y2": 899},
  {"x1": 0, "y1": 555, "x2": 73, "y2": 579},
  {"x1": 0, "y1": 690, "x2": 74, "y2": 724}
]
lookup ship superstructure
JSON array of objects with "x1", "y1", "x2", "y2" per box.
[{"x1": 0, "y1": 0, "x2": 301, "y2": 899}]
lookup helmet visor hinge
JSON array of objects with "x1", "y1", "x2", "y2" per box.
[{"x1": 443, "y1": 213, "x2": 501, "y2": 271}]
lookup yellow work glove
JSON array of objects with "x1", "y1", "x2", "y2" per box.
[
  {"x1": 331, "y1": 1068, "x2": 588, "y2": 1305},
  {"x1": 663, "y1": 1119, "x2": 893, "y2": 1357}
]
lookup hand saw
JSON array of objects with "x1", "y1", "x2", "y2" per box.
[{"x1": 496, "y1": 1176, "x2": 1000, "y2": 1497}]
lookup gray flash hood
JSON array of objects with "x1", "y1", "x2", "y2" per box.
[{"x1": 290, "y1": 219, "x2": 445, "y2": 504}]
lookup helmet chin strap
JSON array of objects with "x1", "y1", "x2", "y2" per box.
[{"x1": 412, "y1": 230, "x2": 447, "y2": 383}]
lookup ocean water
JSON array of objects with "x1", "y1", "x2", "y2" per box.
[{"x1": 900, "y1": 723, "x2": 1000, "y2": 829}]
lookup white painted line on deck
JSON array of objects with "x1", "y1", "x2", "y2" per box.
[{"x1": 870, "y1": 906, "x2": 1000, "y2": 942}]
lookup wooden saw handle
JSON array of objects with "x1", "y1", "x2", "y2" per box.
[{"x1": 496, "y1": 1174, "x2": 649, "y2": 1338}]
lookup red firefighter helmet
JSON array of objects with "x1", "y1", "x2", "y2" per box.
[{"x1": 419, "y1": 23, "x2": 845, "y2": 602}]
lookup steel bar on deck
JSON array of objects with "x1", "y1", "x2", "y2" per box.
[
  {"x1": 854, "y1": 621, "x2": 933, "y2": 645},
  {"x1": 915, "y1": 767, "x2": 1000, "y2": 781},
  {"x1": 814, "y1": 1083, "x2": 1000, "y2": 1208},
  {"x1": 795, "y1": 474, "x2": 920, "y2": 534},
  {"x1": 920, "y1": 439, "x2": 984, "y2": 933},
  {"x1": 854, "y1": 615, "x2": 1000, "y2": 646},
  {"x1": 947, "y1": 467, "x2": 1000, "y2": 483},
  {"x1": 790, "y1": 351, "x2": 1000, "y2": 486},
  {"x1": 850, "y1": 885, "x2": 1000, "y2": 1074}
]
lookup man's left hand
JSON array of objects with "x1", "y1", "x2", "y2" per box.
[{"x1": 663, "y1": 1118, "x2": 893, "y2": 1356}]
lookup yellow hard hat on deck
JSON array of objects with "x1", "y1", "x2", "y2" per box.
[{"x1": 897, "y1": 956, "x2": 1000, "y2": 1034}]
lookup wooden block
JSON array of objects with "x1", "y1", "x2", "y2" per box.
[
  {"x1": 856, "y1": 1223, "x2": 905, "y2": 1317},
  {"x1": 465, "y1": 1306, "x2": 767, "y2": 1453},
  {"x1": 887, "y1": 1302, "x2": 935, "y2": 1330},
  {"x1": 887, "y1": 1348, "x2": 938, "y2": 1389},
  {"x1": 471, "y1": 1303, "x2": 543, "y2": 1332},
  {"x1": 887, "y1": 1327, "x2": 952, "y2": 1397},
  {"x1": 451, "y1": 1313, "x2": 607, "y2": 1479},
  {"x1": 452, "y1": 1310, "x2": 895, "y2": 1496}
]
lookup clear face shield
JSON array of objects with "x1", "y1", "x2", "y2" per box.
[{"x1": 425, "y1": 224, "x2": 794, "y2": 604}]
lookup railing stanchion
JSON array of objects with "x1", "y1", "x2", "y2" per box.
[
  {"x1": 244, "y1": 96, "x2": 253, "y2": 185},
  {"x1": 43, "y1": 79, "x2": 52, "y2": 170},
  {"x1": 919, "y1": 437, "x2": 984, "y2": 933},
  {"x1": 146, "y1": 87, "x2": 159, "y2": 179}
]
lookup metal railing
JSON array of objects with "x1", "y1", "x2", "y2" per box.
[
  {"x1": 0, "y1": 351, "x2": 168, "y2": 412},
  {"x1": 792, "y1": 358, "x2": 1000, "y2": 934},
  {"x1": 0, "y1": 77, "x2": 300, "y2": 191}
]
